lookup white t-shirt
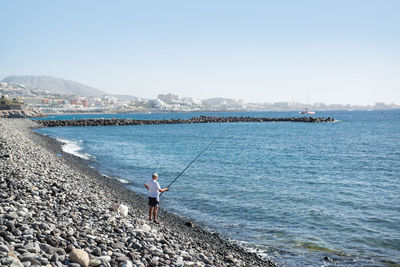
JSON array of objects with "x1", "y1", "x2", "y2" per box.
[{"x1": 145, "y1": 179, "x2": 161, "y2": 200}]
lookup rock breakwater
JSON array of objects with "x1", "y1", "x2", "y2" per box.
[
  {"x1": 37, "y1": 115, "x2": 334, "y2": 127},
  {"x1": 0, "y1": 118, "x2": 276, "y2": 267}
]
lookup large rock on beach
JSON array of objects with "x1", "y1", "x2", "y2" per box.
[{"x1": 70, "y1": 248, "x2": 90, "y2": 267}]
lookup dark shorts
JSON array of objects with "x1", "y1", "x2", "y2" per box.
[{"x1": 148, "y1": 197, "x2": 159, "y2": 207}]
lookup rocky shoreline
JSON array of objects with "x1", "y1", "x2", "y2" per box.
[
  {"x1": 0, "y1": 118, "x2": 276, "y2": 267},
  {"x1": 37, "y1": 115, "x2": 335, "y2": 127},
  {"x1": 0, "y1": 109, "x2": 45, "y2": 118}
]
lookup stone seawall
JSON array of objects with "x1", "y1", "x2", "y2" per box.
[{"x1": 37, "y1": 115, "x2": 335, "y2": 127}]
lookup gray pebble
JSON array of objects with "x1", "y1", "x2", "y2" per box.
[
  {"x1": 5, "y1": 212, "x2": 18, "y2": 220},
  {"x1": 0, "y1": 244, "x2": 9, "y2": 252},
  {"x1": 50, "y1": 253, "x2": 59, "y2": 262},
  {"x1": 24, "y1": 242, "x2": 40, "y2": 253}
]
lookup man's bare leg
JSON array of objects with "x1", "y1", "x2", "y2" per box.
[
  {"x1": 153, "y1": 206, "x2": 158, "y2": 222},
  {"x1": 149, "y1": 206, "x2": 152, "y2": 220}
]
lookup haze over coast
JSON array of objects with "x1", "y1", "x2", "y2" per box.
[{"x1": 1, "y1": 75, "x2": 398, "y2": 114}]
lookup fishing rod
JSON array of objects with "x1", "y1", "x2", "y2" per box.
[{"x1": 160, "y1": 131, "x2": 222, "y2": 196}]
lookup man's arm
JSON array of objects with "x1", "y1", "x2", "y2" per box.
[
  {"x1": 159, "y1": 188, "x2": 169, "y2": 193},
  {"x1": 144, "y1": 184, "x2": 149, "y2": 190}
]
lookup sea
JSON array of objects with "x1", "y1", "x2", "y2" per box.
[{"x1": 35, "y1": 110, "x2": 400, "y2": 266}]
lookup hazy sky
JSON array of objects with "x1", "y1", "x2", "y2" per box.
[{"x1": 1, "y1": 1, "x2": 399, "y2": 105}]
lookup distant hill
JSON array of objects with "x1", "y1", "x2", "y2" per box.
[
  {"x1": 2, "y1": 75, "x2": 139, "y2": 101},
  {"x1": 2, "y1": 75, "x2": 106, "y2": 96}
]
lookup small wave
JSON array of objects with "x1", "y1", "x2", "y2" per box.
[
  {"x1": 116, "y1": 177, "x2": 130, "y2": 184},
  {"x1": 102, "y1": 174, "x2": 131, "y2": 184},
  {"x1": 57, "y1": 138, "x2": 95, "y2": 161},
  {"x1": 233, "y1": 240, "x2": 278, "y2": 263}
]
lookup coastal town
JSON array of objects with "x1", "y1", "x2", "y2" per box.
[{"x1": 0, "y1": 80, "x2": 398, "y2": 115}]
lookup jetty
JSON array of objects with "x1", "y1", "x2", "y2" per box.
[{"x1": 37, "y1": 115, "x2": 335, "y2": 127}]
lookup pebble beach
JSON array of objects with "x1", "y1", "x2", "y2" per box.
[{"x1": 0, "y1": 118, "x2": 276, "y2": 267}]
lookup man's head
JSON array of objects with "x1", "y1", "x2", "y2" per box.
[{"x1": 152, "y1": 173, "x2": 158, "y2": 180}]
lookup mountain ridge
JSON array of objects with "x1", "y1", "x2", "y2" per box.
[
  {"x1": 2, "y1": 75, "x2": 139, "y2": 101},
  {"x1": 2, "y1": 75, "x2": 107, "y2": 96}
]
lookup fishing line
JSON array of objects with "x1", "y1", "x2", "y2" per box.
[{"x1": 160, "y1": 129, "x2": 224, "y2": 196}]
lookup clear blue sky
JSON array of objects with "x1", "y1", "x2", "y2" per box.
[{"x1": 1, "y1": 0, "x2": 399, "y2": 105}]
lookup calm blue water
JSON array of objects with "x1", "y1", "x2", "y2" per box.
[{"x1": 36, "y1": 111, "x2": 400, "y2": 266}]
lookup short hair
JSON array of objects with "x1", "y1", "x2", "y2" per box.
[{"x1": 152, "y1": 173, "x2": 158, "y2": 179}]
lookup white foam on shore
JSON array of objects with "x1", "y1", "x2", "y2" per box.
[
  {"x1": 116, "y1": 178, "x2": 130, "y2": 184},
  {"x1": 56, "y1": 137, "x2": 129, "y2": 184},
  {"x1": 102, "y1": 174, "x2": 130, "y2": 184},
  {"x1": 58, "y1": 138, "x2": 95, "y2": 161}
]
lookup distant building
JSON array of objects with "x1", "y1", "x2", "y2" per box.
[
  {"x1": 149, "y1": 99, "x2": 164, "y2": 108},
  {"x1": 23, "y1": 97, "x2": 43, "y2": 105},
  {"x1": 69, "y1": 99, "x2": 79, "y2": 105},
  {"x1": 158, "y1": 93, "x2": 181, "y2": 104},
  {"x1": 182, "y1": 97, "x2": 201, "y2": 105}
]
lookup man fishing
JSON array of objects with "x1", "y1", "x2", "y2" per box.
[
  {"x1": 144, "y1": 173, "x2": 168, "y2": 224},
  {"x1": 143, "y1": 135, "x2": 217, "y2": 224}
]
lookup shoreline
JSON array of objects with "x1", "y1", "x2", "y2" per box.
[{"x1": 0, "y1": 118, "x2": 276, "y2": 266}]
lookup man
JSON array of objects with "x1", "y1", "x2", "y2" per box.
[{"x1": 144, "y1": 173, "x2": 168, "y2": 224}]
